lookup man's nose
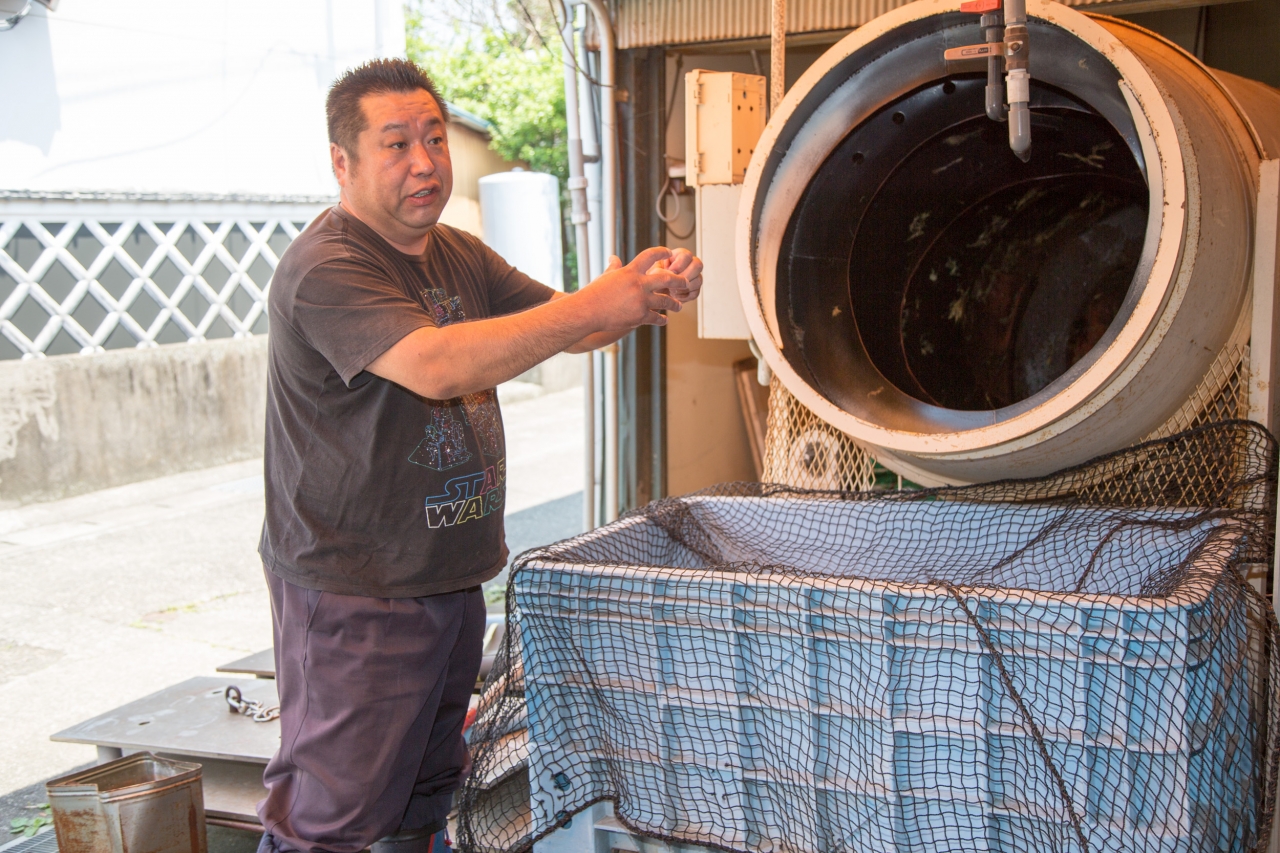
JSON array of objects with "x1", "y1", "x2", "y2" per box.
[{"x1": 410, "y1": 143, "x2": 437, "y2": 175}]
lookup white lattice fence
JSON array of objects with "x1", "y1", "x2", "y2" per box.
[{"x1": 0, "y1": 209, "x2": 319, "y2": 359}]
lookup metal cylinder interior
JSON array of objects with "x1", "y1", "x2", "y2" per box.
[{"x1": 783, "y1": 72, "x2": 1149, "y2": 413}]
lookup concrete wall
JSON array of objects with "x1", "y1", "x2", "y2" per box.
[
  {"x1": 0, "y1": 338, "x2": 583, "y2": 507},
  {"x1": 0, "y1": 338, "x2": 267, "y2": 507}
]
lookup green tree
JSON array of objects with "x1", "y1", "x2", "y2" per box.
[
  {"x1": 406, "y1": 2, "x2": 575, "y2": 283},
  {"x1": 405, "y1": 5, "x2": 567, "y2": 184}
]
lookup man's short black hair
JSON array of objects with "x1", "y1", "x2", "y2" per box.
[{"x1": 326, "y1": 58, "x2": 450, "y2": 155}]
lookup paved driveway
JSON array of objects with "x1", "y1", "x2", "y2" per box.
[{"x1": 0, "y1": 385, "x2": 584, "y2": 799}]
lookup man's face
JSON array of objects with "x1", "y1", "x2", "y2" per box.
[{"x1": 331, "y1": 89, "x2": 453, "y2": 252}]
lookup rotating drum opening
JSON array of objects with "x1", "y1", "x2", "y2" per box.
[
  {"x1": 778, "y1": 68, "x2": 1150, "y2": 416},
  {"x1": 849, "y1": 81, "x2": 1152, "y2": 409},
  {"x1": 745, "y1": 1, "x2": 1271, "y2": 481}
]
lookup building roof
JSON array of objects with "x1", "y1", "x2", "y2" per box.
[
  {"x1": 604, "y1": 0, "x2": 1217, "y2": 48},
  {"x1": 447, "y1": 102, "x2": 495, "y2": 136}
]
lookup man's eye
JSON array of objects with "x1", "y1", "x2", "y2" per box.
[{"x1": 391, "y1": 141, "x2": 407, "y2": 149}]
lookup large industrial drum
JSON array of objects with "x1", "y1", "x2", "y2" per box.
[{"x1": 739, "y1": 0, "x2": 1280, "y2": 485}]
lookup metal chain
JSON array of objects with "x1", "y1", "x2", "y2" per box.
[{"x1": 224, "y1": 685, "x2": 281, "y2": 723}]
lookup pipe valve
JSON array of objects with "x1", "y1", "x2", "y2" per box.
[{"x1": 944, "y1": 0, "x2": 1032, "y2": 160}]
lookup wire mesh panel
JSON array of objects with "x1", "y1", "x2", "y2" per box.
[
  {"x1": 459, "y1": 421, "x2": 1280, "y2": 853},
  {"x1": 761, "y1": 344, "x2": 1251, "y2": 493},
  {"x1": 762, "y1": 378, "x2": 878, "y2": 492},
  {"x1": 1144, "y1": 344, "x2": 1251, "y2": 442}
]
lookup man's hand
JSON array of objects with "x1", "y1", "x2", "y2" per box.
[
  {"x1": 562, "y1": 246, "x2": 706, "y2": 353},
  {"x1": 576, "y1": 247, "x2": 685, "y2": 328},
  {"x1": 648, "y1": 247, "x2": 704, "y2": 304}
]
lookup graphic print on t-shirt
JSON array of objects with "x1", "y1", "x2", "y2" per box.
[
  {"x1": 408, "y1": 405, "x2": 473, "y2": 471},
  {"x1": 461, "y1": 390, "x2": 502, "y2": 457},
  {"x1": 424, "y1": 459, "x2": 506, "y2": 528},
  {"x1": 425, "y1": 287, "x2": 465, "y2": 326},
  {"x1": 407, "y1": 288, "x2": 475, "y2": 472},
  {"x1": 408, "y1": 287, "x2": 506, "y2": 528}
]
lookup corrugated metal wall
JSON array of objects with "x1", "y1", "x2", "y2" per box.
[{"x1": 607, "y1": 0, "x2": 1183, "y2": 48}]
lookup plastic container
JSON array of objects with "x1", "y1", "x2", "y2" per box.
[
  {"x1": 46, "y1": 753, "x2": 206, "y2": 853},
  {"x1": 477, "y1": 169, "x2": 563, "y2": 291},
  {"x1": 515, "y1": 495, "x2": 1260, "y2": 853}
]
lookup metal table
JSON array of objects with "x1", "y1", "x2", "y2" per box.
[
  {"x1": 216, "y1": 649, "x2": 275, "y2": 679},
  {"x1": 51, "y1": 676, "x2": 278, "y2": 828}
]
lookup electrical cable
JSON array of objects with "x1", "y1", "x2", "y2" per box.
[
  {"x1": 1193, "y1": 5, "x2": 1208, "y2": 61},
  {"x1": 655, "y1": 176, "x2": 693, "y2": 239},
  {"x1": 655, "y1": 55, "x2": 693, "y2": 240}
]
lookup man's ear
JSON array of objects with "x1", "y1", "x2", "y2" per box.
[{"x1": 331, "y1": 143, "x2": 354, "y2": 185}]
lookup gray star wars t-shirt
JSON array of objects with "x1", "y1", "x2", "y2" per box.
[{"x1": 259, "y1": 205, "x2": 555, "y2": 597}]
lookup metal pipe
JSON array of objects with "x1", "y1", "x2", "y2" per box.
[
  {"x1": 603, "y1": 342, "x2": 619, "y2": 521},
  {"x1": 582, "y1": 0, "x2": 617, "y2": 265},
  {"x1": 575, "y1": 9, "x2": 605, "y2": 526},
  {"x1": 1003, "y1": 0, "x2": 1031, "y2": 160},
  {"x1": 756, "y1": 0, "x2": 785, "y2": 391},
  {"x1": 981, "y1": 9, "x2": 1007, "y2": 122},
  {"x1": 581, "y1": 0, "x2": 620, "y2": 522},
  {"x1": 578, "y1": 17, "x2": 604, "y2": 281},
  {"x1": 561, "y1": 3, "x2": 597, "y2": 531},
  {"x1": 770, "y1": 0, "x2": 786, "y2": 114}
]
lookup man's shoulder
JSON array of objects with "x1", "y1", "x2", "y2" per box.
[
  {"x1": 273, "y1": 207, "x2": 401, "y2": 300},
  {"x1": 274, "y1": 208, "x2": 350, "y2": 285},
  {"x1": 425, "y1": 223, "x2": 488, "y2": 263}
]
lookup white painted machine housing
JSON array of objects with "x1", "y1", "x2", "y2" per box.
[{"x1": 737, "y1": 0, "x2": 1278, "y2": 485}]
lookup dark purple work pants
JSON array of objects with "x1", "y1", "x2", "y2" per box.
[{"x1": 256, "y1": 567, "x2": 486, "y2": 853}]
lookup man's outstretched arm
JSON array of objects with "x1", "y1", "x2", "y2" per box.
[{"x1": 367, "y1": 247, "x2": 687, "y2": 399}]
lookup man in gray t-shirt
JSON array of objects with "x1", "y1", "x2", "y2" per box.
[{"x1": 255, "y1": 59, "x2": 702, "y2": 853}]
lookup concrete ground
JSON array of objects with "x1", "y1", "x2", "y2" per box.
[{"x1": 0, "y1": 384, "x2": 585, "y2": 823}]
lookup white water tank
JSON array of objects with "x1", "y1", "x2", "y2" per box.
[{"x1": 478, "y1": 169, "x2": 564, "y2": 291}]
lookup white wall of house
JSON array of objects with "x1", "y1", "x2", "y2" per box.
[{"x1": 0, "y1": 0, "x2": 405, "y2": 196}]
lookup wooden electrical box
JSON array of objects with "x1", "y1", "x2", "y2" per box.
[
  {"x1": 685, "y1": 70, "x2": 765, "y2": 340},
  {"x1": 685, "y1": 70, "x2": 766, "y2": 186}
]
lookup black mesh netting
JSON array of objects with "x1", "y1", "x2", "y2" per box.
[{"x1": 458, "y1": 421, "x2": 1280, "y2": 853}]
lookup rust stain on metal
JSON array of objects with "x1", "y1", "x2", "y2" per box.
[
  {"x1": 47, "y1": 754, "x2": 206, "y2": 853},
  {"x1": 51, "y1": 807, "x2": 103, "y2": 853},
  {"x1": 187, "y1": 803, "x2": 201, "y2": 853}
]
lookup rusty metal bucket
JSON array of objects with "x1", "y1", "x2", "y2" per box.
[{"x1": 46, "y1": 753, "x2": 207, "y2": 853}]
